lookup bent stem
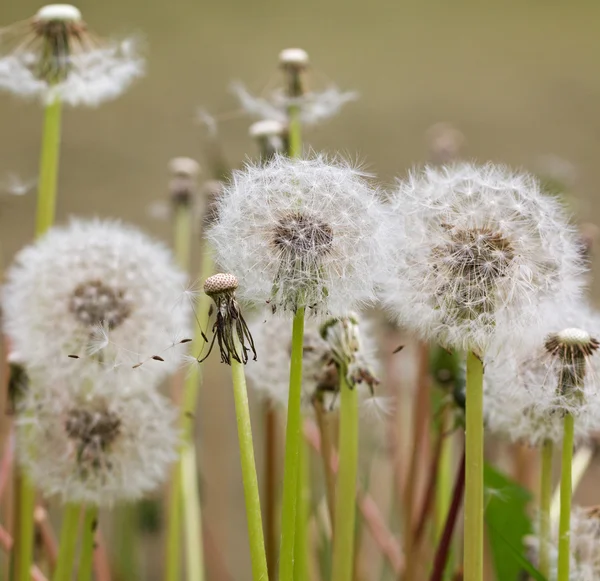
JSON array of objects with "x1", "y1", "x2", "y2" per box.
[
  {"x1": 538, "y1": 439, "x2": 553, "y2": 579},
  {"x1": 35, "y1": 98, "x2": 63, "y2": 237},
  {"x1": 231, "y1": 337, "x2": 268, "y2": 581},
  {"x1": 52, "y1": 504, "x2": 81, "y2": 581},
  {"x1": 279, "y1": 307, "x2": 306, "y2": 581},
  {"x1": 331, "y1": 372, "x2": 359, "y2": 581},
  {"x1": 77, "y1": 506, "x2": 98, "y2": 581},
  {"x1": 557, "y1": 413, "x2": 574, "y2": 581},
  {"x1": 464, "y1": 351, "x2": 484, "y2": 581}
]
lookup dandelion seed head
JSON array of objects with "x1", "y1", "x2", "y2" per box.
[
  {"x1": 381, "y1": 162, "x2": 587, "y2": 353},
  {"x1": 168, "y1": 156, "x2": 200, "y2": 206},
  {"x1": 204, "y1": 273, "x2": 238, "y2": 296},
  {"x1": 17, "y1": 384, "x2": 178, "y2": 505},
  {"x1": 278, "y1": 48, "x2": 309, "y2": 68},
  {"x1": 209, "y1": 154, "x2": 388, "y2": 317},
  {"x1": 249, "y1": 119, "x2": 286, "y2": 139},
  {"x1": 2, "y1": 219, "x2": 190, "y2": 383},
  {"x1": 35, "y1": 4, "x2": 82, "y2": 22}
]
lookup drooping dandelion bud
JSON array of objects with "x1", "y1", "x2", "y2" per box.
[
  {"x1": 201, "y1": 273, "x2": 256, "y2": 365},
  {"x1": 16, "y1": 383, "x2": 179, "y2": 505},
  {"x1": 381, "y1": 163, "x2": 587, "y2": 353},
  {"x1": 485, "y1": 304, "x2": 600, "y2": 445},
  {"x1": 2, "y1": 219, "x2": 190, "y2": 382},
  {"x1": 208, "y1": 155, "x2": 388, "y2": 317},
  {"x1": 249, "y1": 119, "x2": 288, "y2": 160},
  {"x1": 0, "y1": 5, "x2": 144, "y2": 106},
  {"x1": 168, "y1": 157, "x2": 201, "y2": 207}
]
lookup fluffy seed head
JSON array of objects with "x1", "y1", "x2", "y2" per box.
[
  {"x1": 0, "y1": 8, "x2": 144, "y2": 106},
  {"x1": 17, "y1": 384, "x2": 179, "y2": 506},
  {"x1": 381, "y1": 163, "x2": 587, "y2": 353},
  {"x1": 2, "y1": 219, "x2": 190, "y2": 384},
  {"x1": 208, "y1": 155, "x2": 388, "y2": 317},
  {"x1": 204, "y1": 273, "x2": 238, "y2": 296}
]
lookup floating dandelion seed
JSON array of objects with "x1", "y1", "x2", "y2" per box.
[
  {"x1": 2, "y1": 219, "x2": 190, "y2": 381},
  {"x1": 16, "y1": 384, "x2": 179, "y2": 505},
  {"x1": 381, "y1": 163, "x2": 587, "y2": 353},
  {"x1": 0, "y1": 4, "x2": 144, "y2": 106},
  {"x1": 208, "y1": 154, "x2": 388, "y2": 317}
]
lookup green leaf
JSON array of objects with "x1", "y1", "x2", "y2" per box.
[{"x1": 484, "y1": 463, "x2": 545, "y2": 581}]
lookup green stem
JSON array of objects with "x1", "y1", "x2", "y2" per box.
[
  {"x1": 331, "y1": 372, "x2": 359, "y2": 581},
  {"x1": 35, "y1": 98, "x2": 63, "y2": 237},
  {"x1": 435, "y1": 407, "x2": 452, "y2": 542},
  {"x1": 293, "y1": 440, "x2": 309, "y2": 581},
  {"x1": 231, "y1": 337, "x2": 269, "y2": 581},
  {"x1": 16, "y1": 476, "x2": 35, "y2": 581},
  {"x1": 165, "y1": 459, "x2": 182, "y2": 581},
  {"x1": 52, "y1": 504, "x2": 81, "y2": 581},
  {"x1": 115, "y1": 504, "x2": 138, "y2": 581},
  {"x1": 181, "y1": 445, "x2": 205, "y2": 581},
  {"x1": 538, "y1": 439, "x2": 553, "y2": 579},
  {"x1": 279, "y1": 307, "x2": 306, "y2": 581},
  {"x1": 463, "y1": 351, "x2": 484, "y2": 581},
  {"x1": 287, "y1": 105, "x2": 302, "y2": 159},
  {"x1": 78, "y1": 506, "x2": 98, "y2": 581},
  {"x1": 174, "y1": 202, "x2": 193, "y2": 271},
  {"x1": 557, "y1": 413, "x2": 574, "y2": 581}
]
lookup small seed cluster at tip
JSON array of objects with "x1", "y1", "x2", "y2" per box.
[
  {"x1": 168, "y1": 157, "x2": 200, "y2": 179},
  {"x1": 545, "y1": 327, "x2": 600, "y2": 357},
  {"x1": 278, "y1": 48, "x2": 309, "y2": 68},
  {"x1": 204, "y1": 273, "x2": 239, "y2": 296},
  {"x1": 36, "y1": 4, "x2": 82, "y2": 22}
]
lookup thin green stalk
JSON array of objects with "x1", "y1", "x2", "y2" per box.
[
  {"x1": 279, "y1": 307, "x2": 306, "y2": 581},
  {"x1": 52, "y1": 504, "x2": 81, "y2": 581},
  {"x1": 287, "y1": 105, "x2": 301, "y2": 158},
  {"x1": 435, "y1": 407, "x2": 452, "y2": 541},
  {"x1": 539, "y1": 439, "x2": 553, "y2": 579},
  {"x1": 174, "y1": 202, "x2": 193, "y2": 271},
  {"x1": 165, "y1": 462, "x2": 182, "y2": 581},
  {"x1": 16, "y1": 477, "x2": 35, "y2": 581},
  {"x1": 231, "y1": 337, "x2": 269, "y2": 581},
  {"x1": 35, "y1": 98, "x2": 63, "y2": 237},
  {"x1": 294, "y1": 440, "x2": 309, "y2": 581},
  {"x1": 78, "y1": 506, "x2": 98, "y2": 581},
  {"x1": 181, "y1": 446, "x2": 205, "y2": 581},
  {"x1": 332, "y1": 372, "x2": 359, "y2": 581},
  {"x1": 463, "y1": 351, "x2": 484, "y2": 581},
  {"x1": 115, "y1": 504, "x2": 138, "y2": 581},
  {"x1": 557, "y1": 413, "x2": 574, "y2": 581}
]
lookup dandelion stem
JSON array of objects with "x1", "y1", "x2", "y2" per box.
[
  {"x1": 77, "y1": 506, "x2": 97, "y2": 581},
  {"x1": 435, "y1": 407, "x2": 452, "y2": 542},
  {"x1": 557, "y1": 413, "x2": 574, "y2": 581},
  {"x1": 16, "y1": 476, "x2": 35, "y2": 581},
  {"x1": 538, "y1": 439, "x2": 553, "y2": 579},
  {"x1": 287, "y1": 105, "x2": 301, "y2": 158},
  {"x1": 264, "y1": 405, "x2": 278, "y2": 578},
  {"x1": 331, "y1": 371, "x2": 359, "y2": 581},
  {"x1": 230, "y1": 336, "x2": 268, "y2": 581},
  {"x1": 181, "y1": 445, "x2": 205, "y2": 581},
  {"x1": 174, "y1": 202, "x2": 193, "y2": 272},
  {"x1": 313, "y1": 398, "x2": 336, "y2": 532},
  {"x1": 293, "y1": 440, "x2": 309, "y2": 581},
  {"x1": 165, "y1": 460, "x2": 182, "y2": 581},
  {"x1": 279, "y1": 307, "x2": 306, "y2": 581},
  {"x1": 52, "y1": 504, "x2": 81, "y2": 581},
  {"x1": 35, "y1": 98, "x2": 62, "y2": 237},
  {"x1": 463, "y1": 351, "x2": 484, "y2": 581},
  {"x1": 115, "y1": 505, "x2": 138, "y2": 581}
]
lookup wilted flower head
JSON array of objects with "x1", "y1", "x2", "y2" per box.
[
  {"x1": 246, "y1": 311, "x2": 380, "y2": 412},
  {"x1": 485, "y1": 303, "x2": 600, "y2": 445},
  {"x1": 381, "y1": 163, "x2": 586, "y2": 353},
  {"x1": 17, "y1": 382, "x2": 178, "y2": 505},
  {"x1": 209, "y1": 154, "x2": 388, "y2": 317},
  {"x1": 2, "y1": 219, "x2": 190, "y2": 382},
  {"x1": 0, "y1": 4, "x2": 144, "y2": 106}
]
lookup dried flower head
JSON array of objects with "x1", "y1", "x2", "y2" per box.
[
  {"x1": 381, "y1": 163, "x2": 586, "y2": 353},
  {"x1": 485, "y1": 304, "x2": 600, "y2": 445},
  {"x1": 209, "y1": 154, "x2": 388, "y2": 317},
  {"x1": 2, "y1": 219, "x2": 190, "y2": 382},
  {"x1": 17, "y1": 383, "x2": 178, "y2": 505},
  {"x1": 200, "y1": 273, "x2": 256, "y2": 365},
  {"x1": 246, "y1": 311, "x2": 380, "y2": 412},
  {"x1": 0, "y1": 5, "x2": 144, "y2": 106}
]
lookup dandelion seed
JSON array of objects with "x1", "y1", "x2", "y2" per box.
[
  {"x1": 2, "y1": 219, "x2": 190, "y2": 382},
  {"x1": 17, "y1": 383, "x2": 178, "y2": 505},
  {"x1": 381, "y1": 162, "x2": 587, "y2": 353},
  {"x1": 0, "y1": 4, "x2": 144, "y2": 106},
  {"x1": 209, "y1": 154, "x2": 388, "y2": 317}
]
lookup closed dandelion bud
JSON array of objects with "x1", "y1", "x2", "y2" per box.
[
  {"x1": 17, "y1": 383, "x2": 179, "y2": 505},
  {"x1": 208, "y1": 154, "x2": 388, "y2": 317},
  {"x1": 381, "y1": 163, "x2": 587, "y2": 353},
  {"x1": 2, "y1": 219, "x2": 190, "y2": 383},
  {"x1": 168, "y1": 157, "x2": 200, "y2": 207},
  {"x1": 0, "y1": 4, "x2": 144, "y2": 106},
  {"x1": 278, "y1": 47, "x2": 309, "y2": 98},
  {"x1": 249, "y1": 119, "x2": 288, "y2": 161}
]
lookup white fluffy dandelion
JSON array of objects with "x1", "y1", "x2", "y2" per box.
[
  {"x1": 208, "y1": 154, "x2": 388, "y2": 316},
  {"x1": 246, "y1": 312, "x2": 380, "y2": 412},
  {"x1": 0, "y1": 5, "x2": 144, "y2": 106},
  {"x1": 381, "y1": 163, "x2": 586, "y2": 353},
  {"x1": 17, "y1": 382, "x2": 178, "y2": 505},
  {"x1": 485, "y1": 303, "x2": 600, "y2": 445},
  {"x1": 2, "y1": 219, "x2": 190, "y2": 381}
]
